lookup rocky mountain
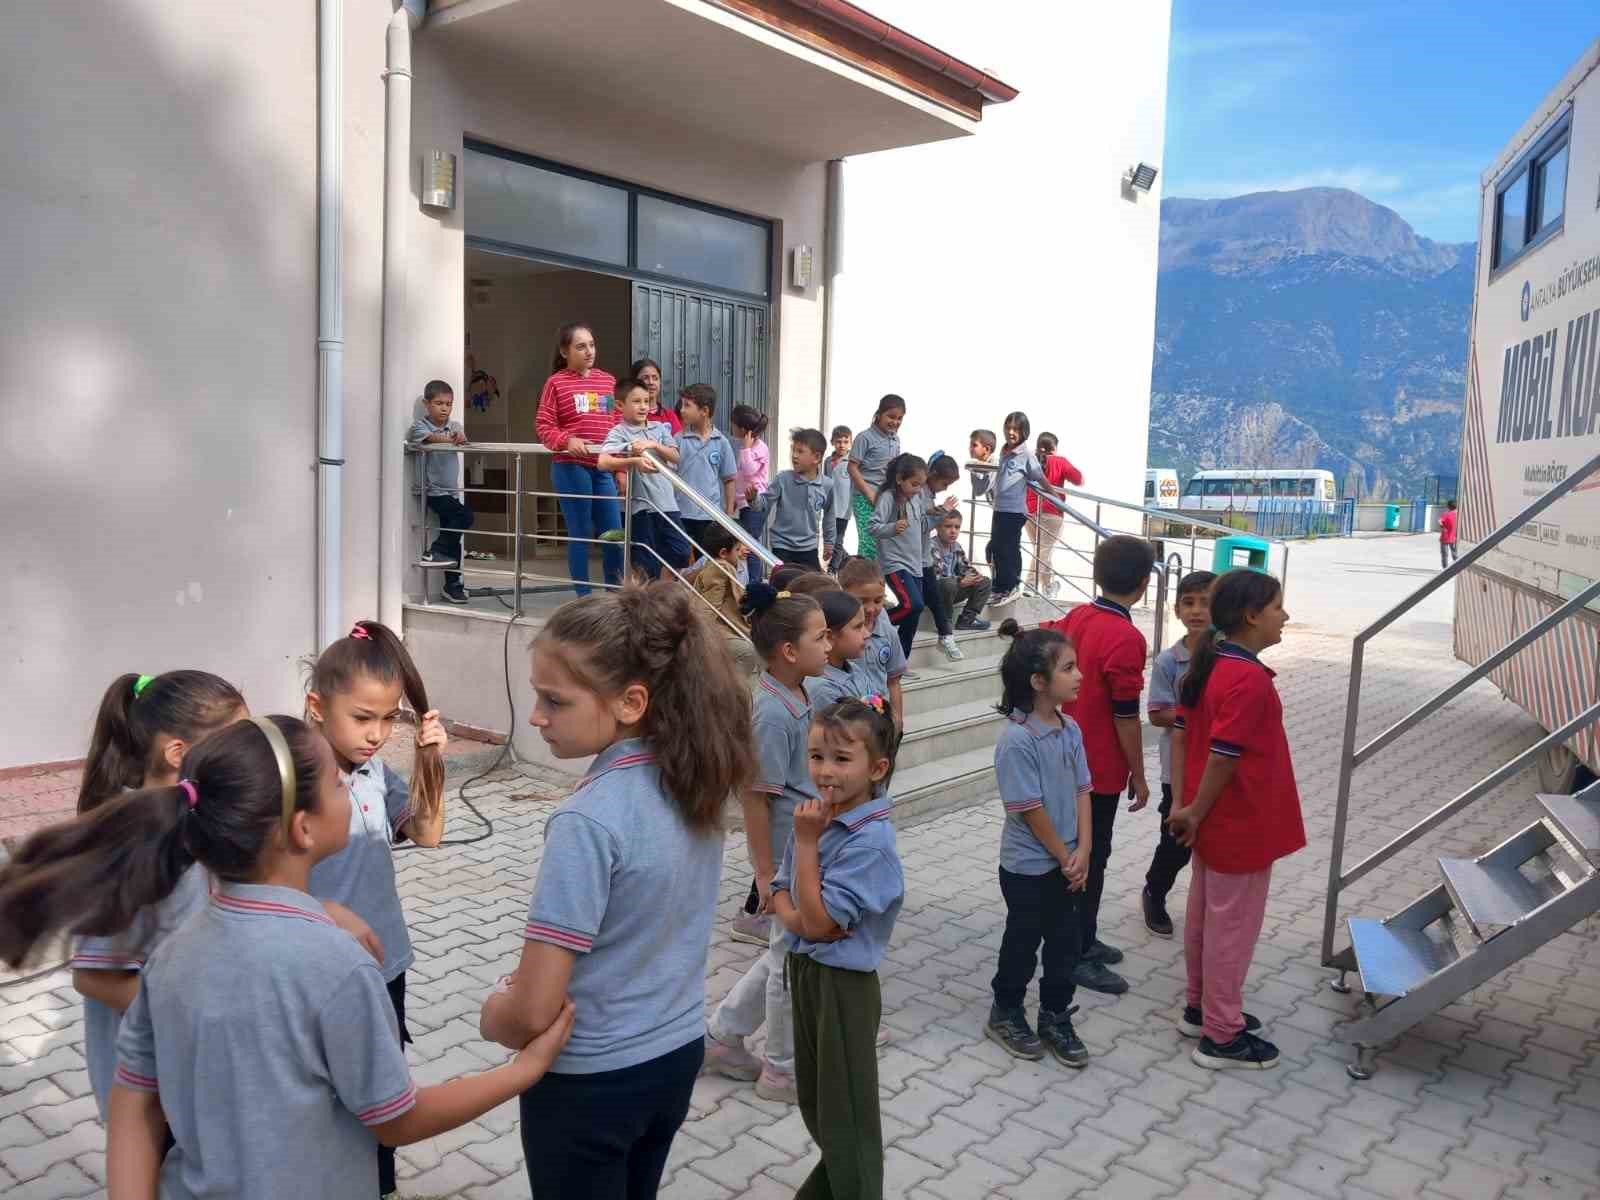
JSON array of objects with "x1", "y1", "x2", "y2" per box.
[{"x1": 1149, "y1": 188, "x2": 1474, "y2": 499}]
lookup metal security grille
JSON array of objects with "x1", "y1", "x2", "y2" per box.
[{"x1": 631, "y1": 282, "x2": 768, "y2": 435}]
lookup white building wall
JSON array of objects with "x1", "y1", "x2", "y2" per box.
[{"x1": 830, "y1": 0, "x2": 1173, "y2": 530}]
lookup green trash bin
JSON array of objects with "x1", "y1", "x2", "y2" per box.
[
  {"x1": 1384, "y1": 504, "x2": 1401, "y2": 531},
  {"x1": 1212, "y1": 535, "x2": 1270, "y2": 573}
]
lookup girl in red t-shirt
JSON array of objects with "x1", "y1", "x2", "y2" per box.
[
  {"x1": 1025, "y1": 432, "x2": 1083, "y2": 596},
  {"x1": 535, "y1": 323, "x2": 622, "y2": 594},
  {"x1": 1168, "y1": 569, "x2": 1304, "y2": 1072},
  {"x1": 631, "y1": 356, "x2": 682, "y2": 435}
]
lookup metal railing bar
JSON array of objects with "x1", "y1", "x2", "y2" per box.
[
  {"x1": 1339, "y1": 698, "x2": 1600, "y2": 891},
  {"x1": 1352, "y1": 574, "x2": 1600, "y2": 768},
  {"x1": 625, "y1": 537, "x2": 754, "y2": 644},
  {"x1": 637, "y1": 452, "x2": 781, "y2": 569}
]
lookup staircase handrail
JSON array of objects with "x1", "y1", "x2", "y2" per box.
[{"x1": 1320, "y1": 450, "x2": 1600, "y2": 967}]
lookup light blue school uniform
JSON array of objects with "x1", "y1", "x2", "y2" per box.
[
  {"x1": 993, "y1": 447, "x2": 1048, "y2": 514},
  {"x1": 994, "y1": 709, "x2": 1093, "y2": 875},
  {"x1": 806, "y1": 662, "x2": 862, "y2": 712},
  {"x1": 772, "y1": 791, "x2": 904, "y2": 972},
  {"x1": 601, "y1": 420, "x2": 680, "y2": 514},
  {"x1": 823, "y1": 456, "x2": 854, "y2": 526},
  {"x1": 308, "y1": 757, "x2": 414, "y2": 982},
  {"x1": 115, "y1": 884, "x2": 415, "y2": 1200},
  {"x1": 869, "y1": 487, "x2": 940, "y2": 578},
  {"x1": 406, "y1": 416, "x2": 464, "y2": 497},
  {"x1": 677, "y1": 427, "x2": 737, "y2": 513},
  {"x1": 848, "y1": 425, "x2": 900, "y2": 493},
  {"x1": 752, "y1": 673, "x2": 818, "y2": 872},
  {"x1": 70, "y1": 865, "x2": 210, "y2": 1118},
  {"x1": 857, "y1": 609, "x2": 906, "y2": 698},
  {"x1": 523, "y1": 738, "x2": 722, "y2": 1074},
  {"x1": 1148, "y1": 640, "x2": 1193, "y2": 785},
  {"x1": 759, "y1": 468, "x2": 829, "y2": 551}
]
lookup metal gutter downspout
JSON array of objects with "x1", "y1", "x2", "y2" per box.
[
  {"x1": 378, "y1": 2, "x2": 422, "y2": 631},
  {"x1": 315, "y1": 0, "x2": 344, "y2": 650},
  {"x1": 819, "y1": 158, "x2": 843, "y2": 434}
]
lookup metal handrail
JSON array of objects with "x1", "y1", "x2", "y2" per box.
[{"x1": 1320, "y1": 450, "x2": 1600, "y2": 967}]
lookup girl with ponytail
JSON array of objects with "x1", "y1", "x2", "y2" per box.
[
  {"x1": 3, "y1": 718, "x2": 572, "y2": 1199},
  {"x1": 481, "y1": 582, "x2": 757, "y2": 1197},
  {"x1": 1168, "y1": 569, "x2": 1304, "y2": 1072},
  {"x1": 306, "y1": 618, "x2": 448, "y2": 1197}
]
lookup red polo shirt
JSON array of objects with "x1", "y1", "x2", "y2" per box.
[
  {"x1": 1049, "y1": 597, "x2": 1147, "y2": 794},
  {"x1": 536, "y1": 368, "x2": 619, "y2": 466},
  {"x1": 1174, "y1": 643, "x2": 1305, "y2": 873}
]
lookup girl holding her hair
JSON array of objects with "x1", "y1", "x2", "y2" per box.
[
  {"x1": 1, "y1": 717, "x2": 572, "y2": 1200},
  {"x1": 536, "y1": 321, "x2": 623, "y2": 594},
  {"x1": 305, "y1": 619, "x2": 449, "y2": 1198},
  {"x1": 870, "y1": 453, "x2": 957, "y2": 660},
  {"x1": 480, "y1": 583, "x2": 756, "y2": 1198},
  {"x1": 847, "y1": 395, "x2": 906, "y2": 561},
  {"x1": 1168, "y1": 569, "x2": 1304, "y2": 1072}
]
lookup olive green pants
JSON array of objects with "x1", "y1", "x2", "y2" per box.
[{"x1": 788, "y1": 954, "x2": 883, "y2": 1200}]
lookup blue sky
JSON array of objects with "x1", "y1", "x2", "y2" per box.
[{"x1": 1163, "y1": 2, "x2": 1598, "y2": 243}]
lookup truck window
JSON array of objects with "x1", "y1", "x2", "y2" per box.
[
  {"x1": 1298, "y1": 479, "x2": 1315, "y2": 497},
  {"x1": 1144, "y1": 480, "x2": 1155, "y2": 500}
]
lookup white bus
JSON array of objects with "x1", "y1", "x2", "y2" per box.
[
  {"x1": 1453, "y1": 38, "x2": 1600, "y2": 777},
  {"x1": 1180, "y1": 468, "x2": 1337, "y2": 511}
]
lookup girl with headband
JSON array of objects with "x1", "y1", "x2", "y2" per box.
[{"x1": 0, "y1": 717, "x2": 572, "y2": 1198}]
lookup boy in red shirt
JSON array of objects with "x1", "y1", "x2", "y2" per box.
[
  {"x1": 1438, "y1": 498, "x2": 1458, "y2": 569},
  {"x1": 1169, "y1": 569, "x2": 1304, "y2": 1070},
  {"x1": 1045, "y1": 534, "x2": 1155, "y2": 994},
  {"x1": 1025, "y1": 432, "x2": 1084, "y2": 597}
]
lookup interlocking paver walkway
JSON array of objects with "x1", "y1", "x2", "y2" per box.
[{"x1": 3, "y1": 537, "x2": 1598, "y2": 1198}]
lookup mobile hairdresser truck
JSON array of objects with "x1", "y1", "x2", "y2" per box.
[{"x1": 1456, "y1": 37, "x2": 1600, "y2": 776}]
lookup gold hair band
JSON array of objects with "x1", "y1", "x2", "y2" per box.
[{"x1": 251, "y1": 718, "x2": 297, "y2": 832}]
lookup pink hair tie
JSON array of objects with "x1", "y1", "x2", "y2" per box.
[
  {"x1": 178, "y1": 780, "x2": 199, "y2": 810},
  {"x1": 350, "y1": 625, "x2": 371, "y2": 641}
]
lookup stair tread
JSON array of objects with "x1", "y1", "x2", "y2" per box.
[
  {"x1": 901, "y1": 654, "x2": 1006, "y2": 688},
  {"x1": 891, "y1": 747, "x2": 997, "y2": 797},
  {"x1": 1439, "y1": 853, "x2": 1567, "y2": 931},
  {"x1": 1539, "y1": 791, "x2": 1600, "y2": 854},
  {"x1": 1348, "y1": 915, "x2": 1461, "y2": 998},
  {"x1": 902, "y1": 698, "x2": 1007, "y2": 738}
]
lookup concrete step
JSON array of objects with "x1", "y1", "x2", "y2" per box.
[
  {"x1": 890, "y1": 746, "x2": 998, "y2": 830},
  {"x1": 896, "y1": 699, "x2": 1008, "y2": 771},
  {"x1": 901, "y1": 654, "x2": 1005, "y2": 718}
]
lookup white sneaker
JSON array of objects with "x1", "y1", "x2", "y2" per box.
[
  {"x1": 702, "y1": 1031, "x2": 762, "y2": 1081},
  {"x1": 938, "y1": 635, "x2": 964, "y2": 661},
  {"x1": 990, "y1": 589, "x2": 1019, "y2": 609},
  {"x1": 755, "y1": 1063, "x2": 798, "y2": 1103}
]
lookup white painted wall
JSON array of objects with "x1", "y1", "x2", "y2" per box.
[{"x1": 829, "y1": 0, "x2": 1173, "y2": 536}]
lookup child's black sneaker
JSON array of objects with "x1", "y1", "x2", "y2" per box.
[
  {"x1": 1178, "y1": 1008, "x2": 1262, "y2": 1039},
  {"x1": 984, "y1": 1005, "x2": 1044, "y2": 1060},
  {"x1": 1142, "y1": 887, "x2": 1174, "y2": 937},
  {"x1": 1038, "y1": 1005, "x2": 1089, "y2": 1069},
  {"x1": 1192, "y1": 1030, "x2": 1279, "y2": 1070},
  {"x1": 1071, "y1": 960, "x2": 1128, "y2": 995},
  {"x1": 441, "y1": 584, "x2": 469, "y2": 605},
  {"x1": 1082, "y1": 939, "x2": 1124, "y2": 966}
]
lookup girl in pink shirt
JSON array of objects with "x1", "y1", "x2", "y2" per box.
[{"x1": 732, "y1": 405, "x2": 772, "y2": 579}]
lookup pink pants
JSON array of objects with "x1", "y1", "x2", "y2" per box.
[{"x1": 1184, "y1": 857, "x2": 1271, "y2": 1043}]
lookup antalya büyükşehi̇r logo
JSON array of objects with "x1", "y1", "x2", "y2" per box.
[{"x1": 1521, "y1": 280, "x2": 1531, "y2": 322}]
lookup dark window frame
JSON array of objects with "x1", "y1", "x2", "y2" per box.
[
  {"x1": 464, "y1": 139, "x2": 774, "y2": 302},
  {"x1": 1490, "y1": 107, "x2": 1572, "y2": 278}
]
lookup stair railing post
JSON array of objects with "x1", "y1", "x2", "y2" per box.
[
  {"x1": 1323, "y1": 632, "x2": 1366, "y2": 966},
  {"x1": 622, "y1": 463, "x2": 635, "y2": 581}
]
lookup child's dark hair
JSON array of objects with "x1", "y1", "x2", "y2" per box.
[
  {"x1": 830, "y1": 425, "x2": 852, "y2": 442},
  {"x1": 1095, "y1": 534, "x2": 1156, "y2": 597},
  {"x1": 540, "y1": 584, "x2": 755, "y2": 832},
  {"x1": 1176, "y1": 569, "x2": 1217, "y2": 601},
  {"x1": 1179, "y1": 570, "x2": 1283, "y2": 709},
  {"x1": 0, "y1": 716, "x2": 322, "y2": 969},
  {"x1": 1036, "y1": 432, "x2": 1058, "y2": 461},
  {"x1": 1447, "y1": 498, "x2": 1457, "y2": 510},
  {"x1": 424, "y1": 380, "x2": 453, "y2": 401},
  {"x1": 926, "y1": 452, "x2": 961, "y2": 487},
  {"x1": 551, "y1": 322, "x2": 593, "y2": 373},
  {"x1": 818, "y1": 588, "x2": 862, "y2": 632},
  {"x1": 310, "y1": 620, "x2": 444, "y2": 829},
  {"x1": 740, "y1": 582, "x2": 822, "y2": 659},
  {"x1": 939, "y1": 508, "x2": 963, "y2": 527},
  {"x1": 883, "y1": 453, "x2": 928, "y2": 492},
  {"x1": 874, "y1": 394, "x2": 906, "y2": 420},
  {"x1": 970, "y1": 428, "x2": 997, "y2": 452},
  {"x1": 814, "y1": 697, "x2": 900, "y2": 792},
  {"x1": 731, "y1": 404, "x2": 769, "y2": 437},
  {"x1": 838, "y1": 557, "x2": 884, "y2": 589},
  {"x1": 786, "y1": 572, "x2": 839, "y2": 597},
  {"x1": 1003, "y1": 411, "x2": 1031, "y2": 442},
  {"x1": 79, "y1": 672, "x2": 246, "y2": 814},
  {"x1": 791, "y1": 427, "x2": 827, "y2": 456},
  {"x1": 700, "y1": 523, "x2": 741, "y2": 559},
  {"x1": 995, "y1": 619, "x2": 1069, "y2": 715},
  {"x1": 616, "y1": 376, "x2": 650, "y2": 404},
  {"x1": 630, "y1": 356, "x2": 662, "y2": 379},
  {"x1": 770, "y1": 564, "x2": 811, "y2": 592},
  {"x1": 680, "y1": 382, "x2": 717, "y2": 415}
]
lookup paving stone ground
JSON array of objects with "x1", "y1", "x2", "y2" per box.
[{"x1": 2, "y1": 537, "x2": 1598, "y2": 1198}]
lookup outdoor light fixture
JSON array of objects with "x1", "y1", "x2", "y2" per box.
[
  {"x1": 790, "y1": 245, "x2": 814, "y2": 289},
  {"x1": 422, "y1": 150, "x2": 456, "y2": 210},
  {"x1": 1125, "y1": 162, "x2": 1159, "y2": 193}
]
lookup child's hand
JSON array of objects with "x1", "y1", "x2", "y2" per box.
[
  {"x1": 452, "y1": 430, "x2": 468, "y2": 446},
  {"x1": 823, "y1": 543, "x2": 834, "y2": 559},
  {"x1": 1127, "y1": 777, "x2": 1150, "y2": 812},
  {"x1": 863, "y1": 486, "x2": 878, "y2": 505},
  {"x1": 746, "y1": 484, "x2": 760, "y2": 503},
  {"x1": 756, "y1": 874, "x2": 773, "y2": 914},
  {"x1": 894, "y1": 517, "x2": 909, "y2": 535},
  {"x1": 794, "y1": 797, "x2": 830, "y2": 842},
  {"x1": 512, "y1": 999, "x2": 575, "y2": 1085},
  {"x1": 775, "y1": 900, "x2": 804, "y2": 936},
  {"x1": 417, "y1": 709, "x2": 448, "y2": 752},
  {"x1": 635, "y1": 457, "x2": 660, "y2": 473},
  {"x1": 961, "y1": 570, "x2": 983, "y2": 587},
  {"x1": 1166, "y1": 807, "x2": 1201, "y2": 847},
  {"x1": 323, "y1": 900, "x2": 385, "y2": 965},
  {"x1": 1063, "y1": 847, "x2": 1089, "y2": 890},
  {"x1": 566, "y1": 436, "x2": 589, "y2": 456},
  {"x1": 940, "y1": 495, "x2": 958, "y2": 511}
]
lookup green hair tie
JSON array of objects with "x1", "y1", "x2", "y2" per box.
[{"x1": 133, "y1": 675, "x2": 155, "y2": 698}]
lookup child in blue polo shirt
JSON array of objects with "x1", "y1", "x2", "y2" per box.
[
  {"x1": 806, "y1": 588, "x2": 869, "y2": 711},
  {"x1": 774, "y1": 695, "x2": 904, "y2": 1198},
  {"x1": 985, "y1": 618, "x2": 1094, "y2": 1068},
  {"x1": 480, "y1": 582, "x2": 758, "y2": 1194}
]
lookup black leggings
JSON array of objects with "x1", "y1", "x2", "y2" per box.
[
  {"x1": 520, "y1": 1037, "x2": 704, "y2": 1199},
  {"x1": 991, "y1": 512, "x2": 1027, "y2": 594},
  {"x1": 377, "y1": 972, "x2": 412, "y2": 1196}
]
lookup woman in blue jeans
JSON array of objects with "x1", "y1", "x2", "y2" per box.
[{"x1": 535, "y1": 322, "x2": 624, "y2": 593}]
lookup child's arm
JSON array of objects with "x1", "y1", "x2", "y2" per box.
[
  {"x1": 380, "y1": 1001, "x2": 574, "y2": 1146},
  {"x1": 741, "y1": 788, "x2": 776, "y2": 910},
  {"x1": 1170, "y1": 724, "x2": 1186, "y2": 810},
  {"x1": 73, "y1": 969, "x2": 140, "y2": 1012},
  {"x1": 848, "y1": 460, "x2": 874, "y2": 503},
  {"x1": 889, "y1": 676, "x2": 904, "y2": 727},
  {"x1": 1020, "y1": 808, "x2": 1074, "y2": 871},
  {"x1": 790, "y1": 799, "x2": 847, "y2": 940},
  {"x1": 868, "y1": 493, "x2": 900, "y2": 536},
  {"x1": 480, "y1": 941, "x2": 573, "y2": 1049},
  {"x1": 722, "y1": 476, "x2": 737, "y2": 515},
  {"x1": 107, "y1": 1086, "x2": 166, "y2": 1200},
  {"x1": 1106, "y1": 641, "x2": 1150, "y2": 811},
  {"x1": 1115, "y1": 718, "x2": 1149, "y2": 811},
  {"x1": 1148, "y1": 707, "x2": 1177, "y2": 729},
  {"x1": 395, "y1": 713, "x2": 448, "y2": 848},
  {"x1": 1169, "y1": 754, "x2": 1235, "y2": 848}
]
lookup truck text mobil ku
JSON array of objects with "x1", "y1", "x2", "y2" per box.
[{"x1": 1456, "y1": 37, "x2": 1600, "y2": 775}]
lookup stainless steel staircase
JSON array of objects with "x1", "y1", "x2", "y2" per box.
[{"x1": 1322, "y1": 451, "x2": 1600, "y2": 1080}]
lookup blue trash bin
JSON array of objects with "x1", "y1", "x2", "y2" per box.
[{"x1": 1212, "y1": 535, "x2": 1270, "y2": 573}]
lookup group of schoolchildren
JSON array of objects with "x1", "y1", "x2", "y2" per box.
[{"x1": 0, "y1": 370, "x2": 1308, "y2": 1200}]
